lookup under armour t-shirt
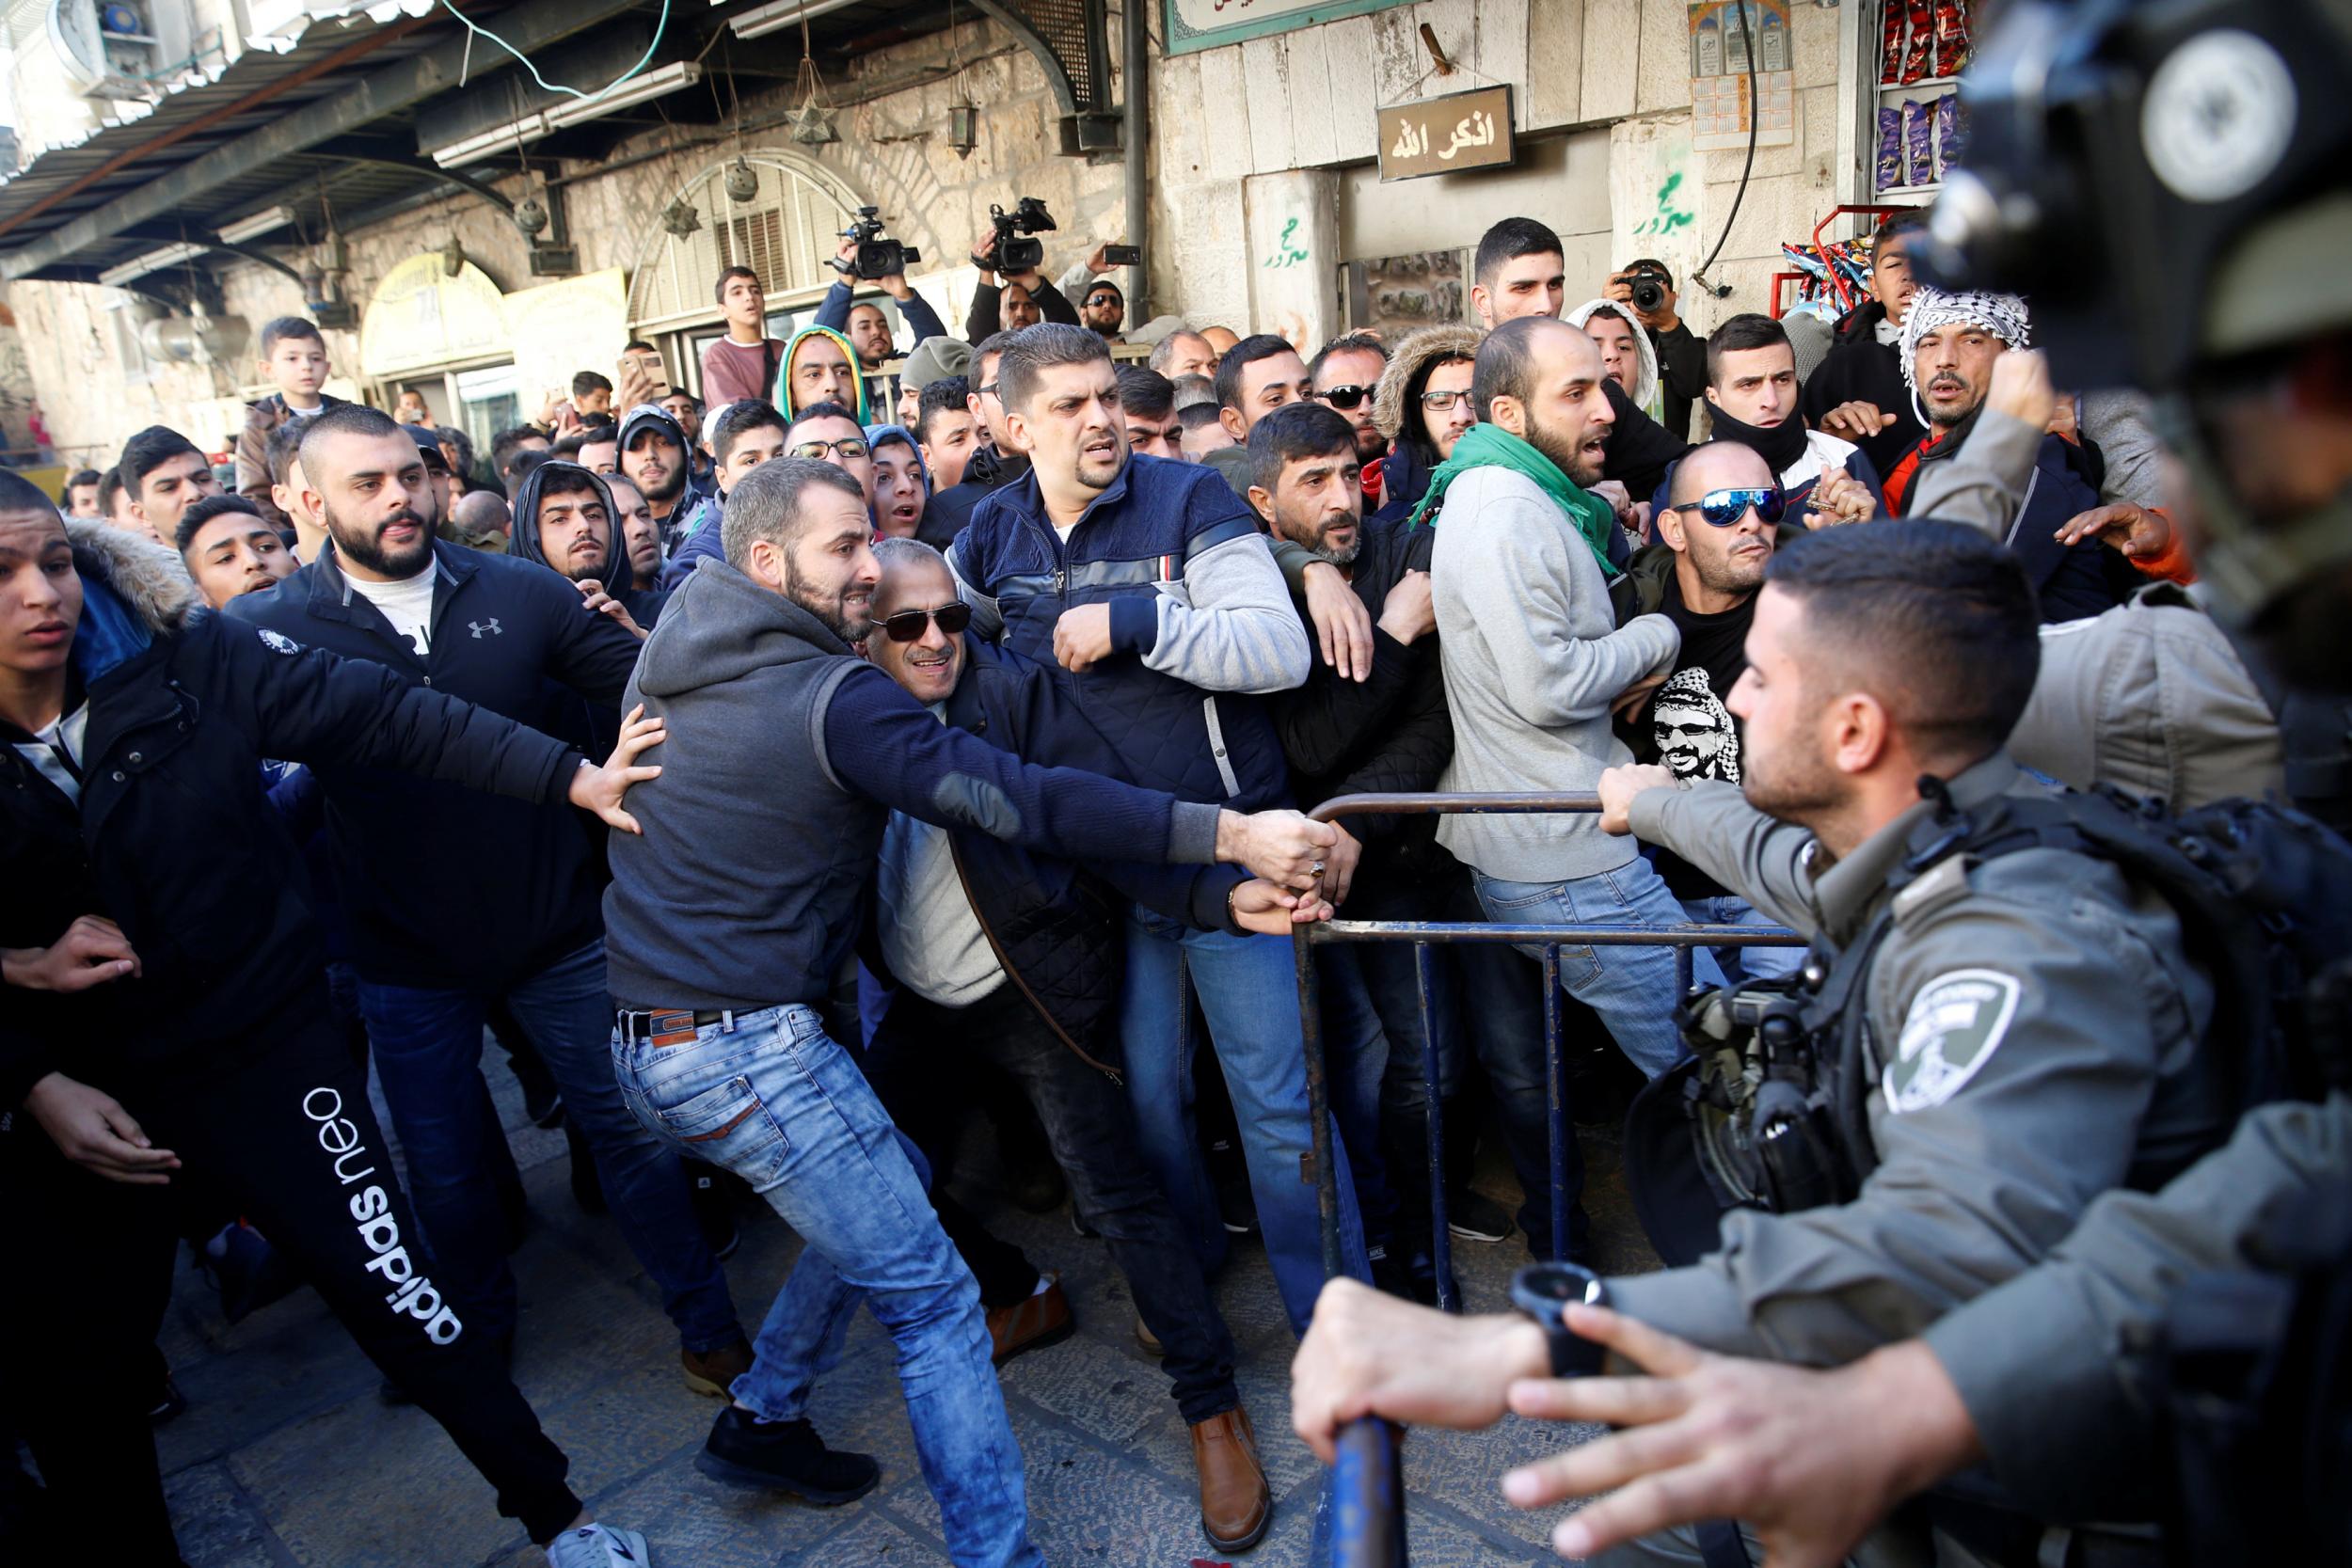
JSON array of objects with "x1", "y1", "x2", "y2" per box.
[{"x1": 345, "y1": 564, "x2": 437, "y2": 657}]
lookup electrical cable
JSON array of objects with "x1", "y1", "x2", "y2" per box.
[
  {"x1": 434, "y1": 0, "x2": 672, "y2": 105},
  {"x1": 1692, "y1": 0, "x2": 1761, "y2": 299}
]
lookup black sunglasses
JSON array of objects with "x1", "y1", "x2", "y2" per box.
[
  {"x1": 879, "y1": 601, "x2": 974, "y2": 643},
  {"x1": 1678, "y1": 485, "x2": 1787, "y2": 528},
  {"x1": 1316, "y1": 385, "x2": 1375, "y2": 410}
]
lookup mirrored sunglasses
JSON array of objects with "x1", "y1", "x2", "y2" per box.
[{"x1": 1683, "y1": 486, "x2": 1786, "y2": 528}]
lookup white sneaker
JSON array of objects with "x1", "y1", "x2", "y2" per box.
[{"x1": 546, "y1": 1523, "x2": 651, "y2": 1568}]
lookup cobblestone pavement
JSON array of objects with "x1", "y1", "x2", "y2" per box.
[{"x1": 148, "y1": 1050, "x2": 1659, "y2": 1568}]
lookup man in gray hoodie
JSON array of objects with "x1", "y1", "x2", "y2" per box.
[
  {"x1": 600, "y1": 457, "x2": 1334, "y2": 1565},
  {"x1": 1426, "y1": 316, "x2": 1720, "y2": 1080}
]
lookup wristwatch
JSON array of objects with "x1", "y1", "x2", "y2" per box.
[{"x1": 1511, "y1": 1261, "x2": 1610, "y2": 1378}]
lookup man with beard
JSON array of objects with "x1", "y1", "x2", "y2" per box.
[
  {"x1": 1800, "y1": 206, "x2": 1929, "y2": 476},
  {"x1": 617, "y1": 404, "x2": 696, "y2": 557},
  {"x1": 1419, "y1": 315, "x2": 1716, "y2": 1080},
  {"x1": 598, "y1": 457, "x2": 1334, "y2": 1561},
  {"x1": 658, "y1": 389, "x2": 715, "y2": 497},
  {"x1": 1882, "y1": 289, "x2": 2119, "y2": 623},
  {"x1": 1309, "y1": 333, "x2": 1391, "y2": 513},
  {"x1": 228, "y1": 405, "x2": 755, "y2": 1402},
  {"x1": 1612, "y1": 441, "x2": 1803, "y2": 981},
  {"x1": 509, "y1": 461, "x2": 668, "y2": 640},
  {"x1": 175, "y1": 494, "x2": 295, "y2": 610},
  {"x1": 815, "y1": 241, "x2": 946, "y2": 414},
  {"x1": 925, "y1": 331, "x2": 1028, "y2": 542},
  {"x1": 606, "y1": 471, "x2": 662, "y2": 594}
]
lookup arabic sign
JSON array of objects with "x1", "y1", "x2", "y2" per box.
[
  {"x1": 1377, "y1": 86, "x2": 1515, "y2": 182},
  {"x1": 1166, "y1": 0, "x2": 1414, "y2": 56}
]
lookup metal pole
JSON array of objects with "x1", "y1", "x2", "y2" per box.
[
  {"x1": 1120, "y1": 0, "x2": 1151, "y2": 322},
  {"x1": 1295, "y1": 924, "x2": 1342, "y2": 1279},
  {"x1": 1543, "y1": 943, "x2": 1568, "y2": 1263},
  {"x1": 1415, "y1": 941, "x2": 1456, "y2": 1313}
]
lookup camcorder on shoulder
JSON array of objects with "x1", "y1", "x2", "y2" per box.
[
  {"x1": 838, "y1": 207, "x2": 919, "y2": 280},
  {"x1": 989, "y1": 197, "x2": 1057, "y2": 273}
]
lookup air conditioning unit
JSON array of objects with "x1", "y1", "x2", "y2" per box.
[{"x1": 48, "y1": 0, "x2": 157, "y2": 102}]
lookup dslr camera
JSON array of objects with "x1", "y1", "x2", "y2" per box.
[
  {"x1": 1623, "y1": 261, "x2": 1674, "y2": 314},
  {"x1": 987, "y1": 196, "x2": 1057, "y2": 274},
  {"x1": 838, "y1": 207, "x2": 919, "y2": 281}
]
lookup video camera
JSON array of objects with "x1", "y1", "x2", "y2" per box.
[
  {"x1": 1623, "y1": 261, "x2": 1674, "y2": 315},
  {"x1": 987, "y1": 197, "x2": 1057, "y2": 274},
  {"x1": 838, "y1": 207, "x2": 919, "y2": 281}
]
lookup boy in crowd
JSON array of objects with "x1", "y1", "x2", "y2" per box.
[{"x1": 234, "y1": 316, "x2": 346, "y2": 530}]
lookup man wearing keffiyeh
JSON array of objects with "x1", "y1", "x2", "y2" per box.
[{"x1": 1882, "y1": 288, "x2": 2122, "y2": 623}]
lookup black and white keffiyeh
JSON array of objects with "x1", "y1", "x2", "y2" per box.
[{"x1": 1899, "y1": 288, "x2": 2033, "y2": 390}]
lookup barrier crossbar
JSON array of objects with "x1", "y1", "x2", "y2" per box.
[{"x1": 1290, "y1": 792, "x2": 1805, "y2": 1568}]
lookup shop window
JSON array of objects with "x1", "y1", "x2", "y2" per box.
[{"x1": 453, "y1": 363, "x2": 521, "y2": 453}]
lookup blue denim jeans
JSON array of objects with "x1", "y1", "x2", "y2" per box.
[
  {"x1": 1118, "y1": 909, "x2": 1374, "y2": 1335},
  {"x1": 357, "y1": 938, "x2": 739, "y2": 1351},
  {"x1": 613, "y1": 1003, "x2": 1042, "y2": 1568},
  {"x1": 1677, "y1": 894, "x2": 1805, "y2": 984},
  {"x1": 1474, "y1": 860, "x2": 1725, "y2": 1079}
]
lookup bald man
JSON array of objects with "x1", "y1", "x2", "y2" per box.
[
  {"x1": 446, "y1": 489, "x2": 513, "y2": 554},
  {"x1": 1613, "y1": 440, "x2": 1802, "y2": 980}
]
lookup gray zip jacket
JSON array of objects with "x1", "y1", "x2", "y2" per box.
[
  {"x1": 1428, "y1": 467, "x2": 1679, "y2": 881},
  {"x1": 1607, "y1": 752, "x2": 2228, "y2": 1362}
]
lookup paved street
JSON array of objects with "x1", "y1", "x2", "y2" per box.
[{"x1": 149, "y1": 1051, "x2": 1657, "y2": 1568}]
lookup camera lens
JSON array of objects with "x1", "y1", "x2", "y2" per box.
[{"x1": 1632, "y1": 277, "x2": 1666, "y2": 312}]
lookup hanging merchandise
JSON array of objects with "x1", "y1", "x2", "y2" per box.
[
  {"x1": 662, "y1": 198, "x2": 702, "y2": 238},
  {"x1": 723, "y1": 156, "x2": 759, "y2": 202},
  {"x1": 787, "y1": 5, "x2": 838, "y2": 145}
]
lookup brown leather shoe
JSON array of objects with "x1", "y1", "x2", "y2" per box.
[
  {"x1": 1190, "y1": 1405, "x2": 1273, "y2": 1551},
  {"x1": 987, "y1": 1273, "x2": 1075, "y2": 1366},
  {"x1": 681, "y1": 1337, "x2": 755, "y2": 1398}
]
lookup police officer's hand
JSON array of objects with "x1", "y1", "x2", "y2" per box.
[
  {"x1": 1216, "y1": 809, "x2": 1340, "y2": 890},
  {"x1": 2, "y1": 914, "x2": 141, "y2": 992},
  {"x1": 1304, "y1": 561, "x2": 1375, "y2": 681},
  {"x1": 1291, "y1": 1278, "x2": 1549, "y2": 1465},
  {"x1": 1500, "y1": 1305, "x2": 1982, "y2": 1565},
  {"x1": 1052, "y1": 603, "x2": 1118, "y2": 672},
  {"x1": 570, "y1": 705, "x2": 665, "y2": 834},
  {"x1": 1598, "y1": 763, "x2": 1678, "y2": 834},
  {"x1": 1228, "y1": 879, "x2": 1335, "y2": 935},
  {"x1": 24, "y1": 1071, "x2": 181, "y2": 1185}
]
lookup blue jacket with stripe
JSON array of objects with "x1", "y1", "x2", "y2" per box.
[{"x1": 948, "y1": 453, "x2": 1307, "y2": 813}]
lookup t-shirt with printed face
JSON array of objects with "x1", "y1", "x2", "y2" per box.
[{"x1": 1615, "y1": 574, "x2": 1756, "y2": 898}]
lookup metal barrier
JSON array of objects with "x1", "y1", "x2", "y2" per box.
[{"x1": 1292, "y1": 792, "x2": 1805, "y2": 1568}]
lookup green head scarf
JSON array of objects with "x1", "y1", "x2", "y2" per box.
[{"x1": 1406, "y1": 421, "x2": 1620, "y2": 579}]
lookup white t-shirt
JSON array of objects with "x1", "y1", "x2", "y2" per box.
[
  {"x1": 346, "y1": 564, "x2": 437, "y2": 657},
  {"x1": 874, "y1": 702, "x2": 1006, "y2": 1007}
]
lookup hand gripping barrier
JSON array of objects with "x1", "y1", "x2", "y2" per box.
[{"x1": 1290, "y1": 793, "x2": 1804, "y2": 1568}]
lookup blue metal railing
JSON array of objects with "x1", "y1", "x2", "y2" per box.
[{"x1": 1291, "y1": 792, "x2": 1804, "y2": 1567}]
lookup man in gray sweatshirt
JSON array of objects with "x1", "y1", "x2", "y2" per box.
[{"x1": 1425, "y1": 316, "x2": 1722, "y2": 1079}]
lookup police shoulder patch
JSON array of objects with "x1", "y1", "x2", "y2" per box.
[
  {"x1": 257, "y1": 627, "x2": 301, "y2": 656},
  {"x1": 1883, "y1": 968, "x2": 2022, "y2": 1114}
]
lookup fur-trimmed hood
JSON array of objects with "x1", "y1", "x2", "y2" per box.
[
  {"x1": 1373, "y1": 324, "x2": 1486, "y2": 446},
  {"x1": 69, "y1": 517, "x2": 198, "y2": 636},
  {"x1": 1565, "y1": 298, "x2": 1661, "y2": 417}
]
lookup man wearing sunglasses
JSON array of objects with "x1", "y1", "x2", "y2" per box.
[
  {"x1": 1613, "y1": 441, "x2": 1804, "y2": 982},
  {"x1": 599, "y1": 457, "x2": 1334, "y2": 1561},
  {"x1": 1309, "y1": 332, "x2": 1391, "y2": 512},
  {"x1": 858, "y1": 536, "x2": 1311, "y2": 1549}
]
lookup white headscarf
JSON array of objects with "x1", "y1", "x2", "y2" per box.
[
  {"x1": 1565, "y1": 298, "x2": 1661, "y2": 419},
  {"x1": 1899, "y1": 288, "x2": 2033, "y2": 391}
]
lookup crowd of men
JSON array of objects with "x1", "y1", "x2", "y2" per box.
[{"x1": 6, "y1": 114, "x2": 2344, "y2": 1568}]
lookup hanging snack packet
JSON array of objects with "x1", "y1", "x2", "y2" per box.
[
  {"x1": 1877, "y1": 106, "x2": 1904, "y2": 192},
  {"x1": 1900, "y1": 0, "x2": 1935, "y2": 83},
  {"x1": 1881, "y1": 0, "x2": 1907, "y2": 85},
  {"x1": 1932, "y1": 0, "x2": 1973, "y2": 77},
  {"x1": 1933, "y1": 95, "x2": 1963, "y2": 181},
  {"x1": 1903, "y1": 99, "x2": 1934, "y2": 188}
]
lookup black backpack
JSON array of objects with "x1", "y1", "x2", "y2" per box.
[{"x1": 1626, "y1": 780, "x2": 2352, "y2": 1267}]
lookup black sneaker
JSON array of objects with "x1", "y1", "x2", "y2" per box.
[
  {"x1": 695, "y1": 1406, "x2": 881, "y2": 1504},
  {"x1": 1445, "y1": 1189, "x2": 1515, "y2": 1244}
]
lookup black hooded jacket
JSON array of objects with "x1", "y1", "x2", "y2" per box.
[
  {"x1": 227, "y1": 537, "x2": 642, "y2": 990},
  {"x1": 2, "y1": 523, "x2": 584, "y2": 1106},
  {"x1": 927, "y1": 445, "x2": 1031, "y2": 548},
  {"x1": 509, "y1": 459, "x2": 669, "y2": 628}
]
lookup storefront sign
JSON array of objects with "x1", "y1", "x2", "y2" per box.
[
  {"x1": 1377, "y1": 86, "x2": 1515, "y2": 182},
  {"x1": 1165, "y1": 0, "x2": 1414, "y2": 56}
]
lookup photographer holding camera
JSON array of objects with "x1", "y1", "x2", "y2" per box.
[
  {"x1": 1605, "y1": 259, "x2": 1708, "y2": 440},
  {"x1": 964, "y1": 198, "x2": 1079, "y2": 341},
  {"x1": 817, "y1": 208, "x2": 946, "y2": 410}
]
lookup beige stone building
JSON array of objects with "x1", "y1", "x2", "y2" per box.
[{"x1": 0, "y1": 0, "x2": 1893, "y2": 476}]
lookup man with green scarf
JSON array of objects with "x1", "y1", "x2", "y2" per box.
[{"x1": 1424, "y1": 316, "x2": 1722, "y2": 1080}]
